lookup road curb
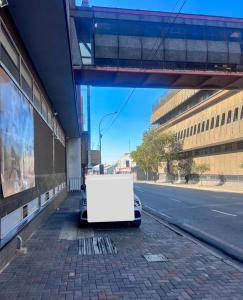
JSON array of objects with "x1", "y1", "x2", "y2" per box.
[
  {"x1": 143, "y1": 206, "x2": 243, "y2": 264},
  {"x1": 137, "y1": 181, "x2": 243, "y2": 195}
]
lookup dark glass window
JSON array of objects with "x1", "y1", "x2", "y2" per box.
[
  {"x1": 215, "y1": 115, "x2": 220, "y2": 127},
  {"x1": 227, "y1": 110, "x2": 232, "y2": 124},
  {"x1": 221, "y1": 113, "x2": 225, "y2": 125},
  {"x1": 183, "y1": 129, "x2": 186, "y2": 138},
  {"x1": 233, "y1": 107, "x2": 239, "y2": 122},
  {"x1": 240, "y1": 106, "x2": 243, "y2": 120},
  {"x1": 210, "y1": 117, "x2": 215, "y2": 129},
  {"x1": 186, "y1": 127, "x2": 190, "y2": 137},
  {"x1": 201, "y1": 121, "x2": 205, "y2": 132},
  {"x1": 190, "y1": 126, "x2": 193, "y2": 136},
  {"x1": 193, "y1": 125, "x2": 197, "y2": 135},
  {"x1": 206, "y1": 119, "x2": 209, "y2": 131},
  {"x1": 197, "y1": 123, "x2": 201, "y2": 133}
]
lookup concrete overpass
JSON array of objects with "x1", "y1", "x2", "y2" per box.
[{"x1": 70, "y1": 5, "x2": 243, "y2": 89}]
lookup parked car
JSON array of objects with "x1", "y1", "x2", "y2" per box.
[{"x1": 80, "y1": 192, "x2": 142, "y2": 227}]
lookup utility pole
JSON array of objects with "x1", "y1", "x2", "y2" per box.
[
  {"x1": 87, "y1": 86, "x2": 91, "y2": 168},
  {"x1": 98, "y1": 112, "x2": 117, "y2": 165}
]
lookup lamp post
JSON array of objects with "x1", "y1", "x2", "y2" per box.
[{"x1": 99, "y1": 112, "x2": 117, "y2": 165}]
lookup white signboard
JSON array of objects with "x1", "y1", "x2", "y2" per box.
[{"x1": 86, "y1": 174, "x2": 134, "y2": 223}]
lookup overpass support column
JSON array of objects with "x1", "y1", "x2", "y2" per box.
[{"x1": 66, "y1": 138, "x2": 82, "y2": 191}]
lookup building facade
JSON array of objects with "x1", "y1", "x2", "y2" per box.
[
  {"x1": 0, "y1": 2, "x2": 82, "y2": 269},
  {"x1": 152, "y1": 89, "x2": 243, "y2": 183}
]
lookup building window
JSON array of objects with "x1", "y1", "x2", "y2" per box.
[
  {"x1": 186, "y1": 127, "x2": 190, "y2": 137},
  {"x1": 21, "y1": 60, "x2": 32, "y2": 100},
  {"x1": 215, "y1": 115, "x2": 220, "y2": 127},
  {"x1": 221, "y1": 113, "x2": 225, "y2": 125},
  {"x1": 190, "y1": 126, "x2": 193, "y2": 136},
  {"x1": 1, "y1": 25, "x2": 20, "y2": 82},
  {"x1": 233, "y1": 107, "x2": 239, "y2": 122},
  {"x1": 197, "y1": 123, "x2": 201, "y2": 133},
  {"x1": 210, "y1": 117, "x2": 215, "y2": 129},
  {"x1": 206, "y1": 119, "x2": 209, "y2": 131},
  {"x1": 240, "y1": 106, "x2": 243, "y2": 120},
  {"x1": 183, "y1": 129, "x2": 186, "y2": 139},
  {"x1": 201, "y1": 121, "x2": 205, "y2": 132},
  {"x1": 193, "y1": 125, "x2": 197, "y2": 135},
  {"x1": 227, "y1": 110, "x2": 232, "y2": 124}
]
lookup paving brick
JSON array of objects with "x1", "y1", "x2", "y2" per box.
[{"x1": 0, "y1": 193, "x2": 243, "y2": 299}]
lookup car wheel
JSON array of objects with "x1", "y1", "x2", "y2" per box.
[
  {"x1": 79, "y1": 219, "x2": 87, "y2": 227},
  {"x1": 131, "y1": 219, "x2": 141, "y2": 227}
]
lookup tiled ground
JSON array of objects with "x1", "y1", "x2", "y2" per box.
[{"x1": 0, "y1": 193, "x2": 243, "y2": 300}]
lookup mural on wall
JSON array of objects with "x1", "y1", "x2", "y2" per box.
[{"x1": 0, "y1": 68, "x2": 35, "y2": 198}]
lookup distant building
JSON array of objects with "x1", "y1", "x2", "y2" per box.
[
  {"x1": 115, "y1": 153, "x2": 136, "y2": 174},
  {"x1": 152, "y1": 89, "x2": 243, "y2": 184}
]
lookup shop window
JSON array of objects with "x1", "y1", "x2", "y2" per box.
[
  {"x1": 215, "y1": 115, "x2": 220, "y2": 127},
  {"x1": 210, "y1": 117, "x2": 215, "y2": 129},
  {"x1": 227, "y1": 110, "x2": 232, "y2": 124},
  {"x1": 201, "y1": 121, "x2": 205, "y2": 132},
  {"x1": 221, "y1": 113, "x2": 225, "y2": 125},
  {"x1": 206, "y1": 119, "x2": 209, "y2": 131},
  {"x1": 233, "y1": 107, "x2": 239, "y2": 122}
]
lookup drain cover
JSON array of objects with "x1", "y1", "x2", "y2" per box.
[
  {"x1": 144, "y1": 254, "x2": 168, "y2": 262},
  {"x1": 78, "y1": 237, "x2": 117, "y2": 255}
]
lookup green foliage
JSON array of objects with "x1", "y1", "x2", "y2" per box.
[
  {"x1": 192, "y1": 162, "x2": 210, "y2": 175},
  {"x1": 131, "y1": 128, "x2": 182, "y2": 179}
]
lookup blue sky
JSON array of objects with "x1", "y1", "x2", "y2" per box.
[{"x1": 79, "y1": 0, "x2": 243, "y2": 164}]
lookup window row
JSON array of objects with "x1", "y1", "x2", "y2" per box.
[
  {"x1": 180, "y1": 140, "x2": 243, "y2": 159},
  {"x1": 176, "y1": 106, "x2": 243, "y2": 141},
  {"x1": 0, "y1": 20, "x2": 65, "y2": 146}
]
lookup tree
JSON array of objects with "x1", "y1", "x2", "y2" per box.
[
  {"x1": 192, "y1": 162, "x2": 210, "y2": 185},
  {"x1": 131, "y1": 128, "x2": 182, "y2": 181},
  {"x1": 131, "y1": 143, "x2": 152, "y2": 180}
]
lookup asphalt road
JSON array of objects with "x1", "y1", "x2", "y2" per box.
[{"x1": 134, "y1": 182, "x2": 243, "y2": 261}]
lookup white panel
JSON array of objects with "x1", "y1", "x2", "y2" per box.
[
  {"x1": 1, "y1": 208, "x2": 22, "y2": 238},
  {"x1": 55, "y1": 186, "x2": 58, "y2": 194},
  {"x1": 49, "y1": 189, "x2": 53, "y2": 200},
  {"x1": 28, "y1": 198, "x2": 39, "y2": 215},
  {"x1": 87, "y1": 174, "x2": 134, "y2": 223},
  {"x1": 40, "y1": 193, "x2": 46, "y2": 206}
]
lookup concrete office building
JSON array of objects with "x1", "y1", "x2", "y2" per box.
[
  {"x1": 0, "y1": 2, "x2": 82, "y2": 268},
  {"x1": 152, "y1": 89, "x2": 243, "y2": 184}
]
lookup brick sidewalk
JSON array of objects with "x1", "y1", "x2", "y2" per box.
[{"x1": 0, "y1": 194, "x2": 243, "y2": 300}]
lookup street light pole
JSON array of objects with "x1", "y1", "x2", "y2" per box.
[{"x1": 98, "y1": 112, "x2": 117, "y2": 165}]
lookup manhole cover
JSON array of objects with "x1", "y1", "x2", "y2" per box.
[
  {"x1": 78, "y1": 237, "x2": 117, "y2": 255},
  {"x1": 144, "y1": 254, "x2": 168, "y2": 262}
]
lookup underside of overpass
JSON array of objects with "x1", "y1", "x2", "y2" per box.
[{"x1": 70, "y1": 5, "x2": 243, "y2": 89}]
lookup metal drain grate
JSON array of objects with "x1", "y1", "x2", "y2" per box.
[
  {"x1": 144, "y1": 254, "x2": 168, "y2": 262},
  {"x1": 78, "y1": 237, "x2": 117, "y2": 255}
]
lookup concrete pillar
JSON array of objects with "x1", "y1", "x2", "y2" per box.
[{"x1": 66, "y1": 138, "x2": 82, "y2": 191}]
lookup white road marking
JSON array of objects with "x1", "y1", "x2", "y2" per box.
[
  {"x1": 170, "y1": 198, "x2": 182, "y2": 203},
  {"x1": 211, "y1": 209, "x2": 237, "y2": 217},
  {"x1": 158, "y1": 211, "x2": 172, "y2": 219}
]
